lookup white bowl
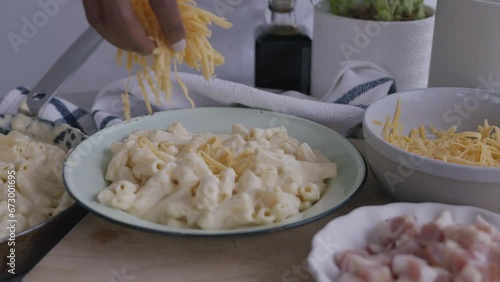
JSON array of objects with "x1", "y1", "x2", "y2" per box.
[
  {"x1": 363, "y1": 87, "x2": 500, "y2": 213},
  {"x1": 307, "y1": 202, "x2": 500, "y2": 281}
]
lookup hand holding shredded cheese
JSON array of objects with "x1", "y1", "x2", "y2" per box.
[
  {"x1": 118, "y1": 0, "x2": 232, "y2": 119},
  {"x1": 378, "y1": 100, "x2": 500, "y2": 167}
]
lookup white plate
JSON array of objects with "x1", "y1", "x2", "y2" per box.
[
  {"x1": 63, "y1": 108, "x2": 366, "y2": 236},
  {"x1": 307, "y1": 202, "x2": 500, "y2": 282}
]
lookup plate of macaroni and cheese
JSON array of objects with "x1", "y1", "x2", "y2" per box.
[
  {"x1": 0, "y1": 114, "x2": 87, "y2": 278},
  {"x1": 63, "y1": 108, "x2": 366, "y2": 236}
]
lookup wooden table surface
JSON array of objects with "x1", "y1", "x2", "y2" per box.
[{"x1": 24, "y1": 140, "x2": 394, "y2": 282}]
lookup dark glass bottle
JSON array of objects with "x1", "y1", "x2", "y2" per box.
[{"x1": 255, "y1": 0, "x2": 312, "y2": 94}]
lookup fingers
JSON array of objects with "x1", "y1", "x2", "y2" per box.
[
  {"x1": 82, "y1": 0, "x2": 104, "y2": 29},
  {"x1": 83, "y1": 0, "x2": 155, "y2": 55},
  {"x1": 102, "y1": 0, "x2": 157, "y2": 54},
  {"x1": 82, "y1": 0, "x2": 186, "y2": 54},
  {"x1": 149, "y1": 0, "x2": 186, "y2": 51}
]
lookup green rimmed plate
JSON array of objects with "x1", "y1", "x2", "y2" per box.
[{"x1": 63, "y1": 108, "x2": 366, "y2": 237}]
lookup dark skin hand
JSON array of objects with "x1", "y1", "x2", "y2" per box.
[{"x1": 82, "y1": 0, "x2": 186, "y2": 55}]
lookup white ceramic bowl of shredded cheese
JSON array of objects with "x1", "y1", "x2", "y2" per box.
[{"x1": 363, "y1": 87, "x2": 500, "y2": 213}]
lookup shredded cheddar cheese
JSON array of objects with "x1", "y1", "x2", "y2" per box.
[
  {"x1": 118, "y1": 0, "x2": 233, "y2": 116},
  {"x1": 376, "y1": 99, "x2": 500, "y2": 167}
]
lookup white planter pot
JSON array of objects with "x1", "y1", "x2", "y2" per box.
[{"x1": 311, "y1": 1, "x2": 435, "y2": 97}]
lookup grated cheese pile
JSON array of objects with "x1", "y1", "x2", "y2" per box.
[
  {"x1": 137, "y1": 134, "x2": 252, "y2": 181},
  {"x1": 377, "y1": 99, "x2": 500, "y2": 167},
  {"x1": 118, "y1": 0, "x2": 233, "y2": 119}
]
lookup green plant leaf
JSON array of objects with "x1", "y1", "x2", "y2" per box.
[
  {"x1": 414, "y1": 6, "x2": 426, "y2": 19},
  {"x1": 414, "y1": 0, "x2": 426, "y2": 19},
  {"x1": 331, "y1": 0, "x2": 426, "y2": 21},
  {"x1": 371, "y1": 0, "x2": 390, "y2": 20},
  {"x1": 400, "y1": 0, "x2": 412, "y2": 15},
  {"x1": 328, "y1": 0, "x2": 354, "y2": 16},
  {"x1": 389, "y1": 0, "x2": 400, "y2": 18}
]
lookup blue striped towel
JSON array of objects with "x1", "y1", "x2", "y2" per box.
[
  {"x1": 0, "y1": 86, "x2": 97, "y2": 135},
  {"x1": 0, "y1": 60, "x2": 396, "y2": 135}
]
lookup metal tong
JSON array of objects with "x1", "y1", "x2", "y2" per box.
[{"x1": 18, "y1": 27, "x2": 103, "y2": 117}]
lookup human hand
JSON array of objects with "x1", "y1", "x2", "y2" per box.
[{"x1": 83, "y1": 0, "x2": 186, "y2": 55}]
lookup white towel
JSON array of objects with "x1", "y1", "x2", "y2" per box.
[
  {"x1": 0, "y1": 60, "x2": 395, "y2": 136},
  {"x1": 92, "y1": 60, "x2": 396, "y2": 134}
]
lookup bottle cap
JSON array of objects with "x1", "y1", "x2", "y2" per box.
[{"x1": 269, "y1": 0, "x2": 296, "y2": 13}]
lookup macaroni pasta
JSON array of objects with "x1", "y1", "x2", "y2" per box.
[
  {"x1": 0, "y1": 131, "x2": 73, "y2": 238},
  {"x1": 99, "y1": 123, "x2": 338, "y2": 230}
]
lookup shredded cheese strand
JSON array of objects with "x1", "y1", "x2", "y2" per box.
[
  {"x1": 376, "y1": 99, "x2": 500, "y2": 167},
  {"x1": 137, "y1": 136, "x2": 172, "y2": 162},
  {"x1": 117, "y1": 0, "x2": 232, "y2": 117}
]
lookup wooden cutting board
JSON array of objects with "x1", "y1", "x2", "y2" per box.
[{"x1": 24, "y1": 140, "x2": 394, "y2": 282}]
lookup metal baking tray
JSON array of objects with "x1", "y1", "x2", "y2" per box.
[{"x1": 0, "y1": 26, "x2": 102, "y2": 279}]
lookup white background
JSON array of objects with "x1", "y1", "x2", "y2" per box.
[{"x1": 0, "y1": 0, "x2": 437, "y2": 110}]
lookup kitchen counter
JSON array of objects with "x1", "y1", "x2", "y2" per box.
[{"x1": 24, "y1": 140, "x2": 394, "y2": 282}]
